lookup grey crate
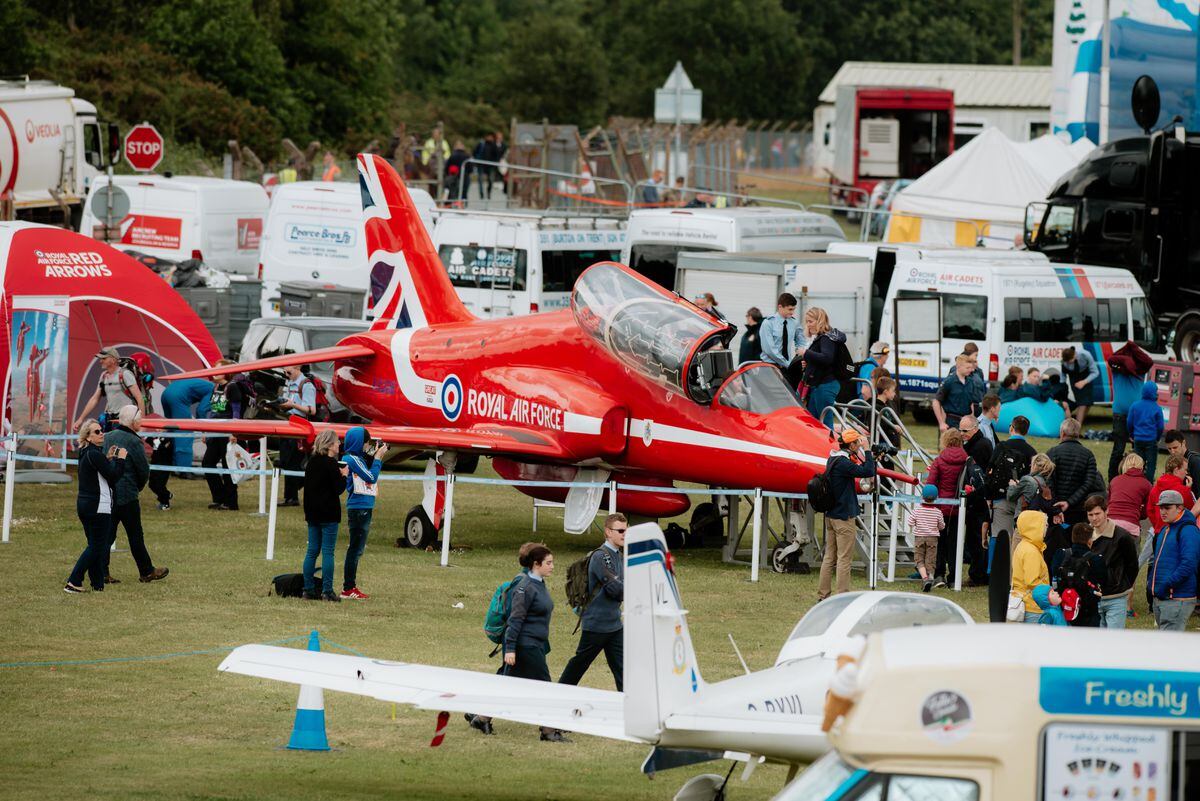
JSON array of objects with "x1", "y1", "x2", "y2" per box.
[
  {"x1": 279, "y1": 281, "x2": 365, "y2": 320},
  {"x1": 175, "y1": 286, "x2": 231, "y2": 356}
]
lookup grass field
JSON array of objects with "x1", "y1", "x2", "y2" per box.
[{"x1": 0, "y1": 414, "x2": 1173, "y2": 801}]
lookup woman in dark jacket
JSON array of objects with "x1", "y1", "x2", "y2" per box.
[
  {"x1": 798, "y1": 306, "x2": 847, "y2": 429},
  {"x1": 302, "y1": 429, "x2": 347, "y2": 602},
  {"x1": 503, "y1": 544, "x2": 567, "y2": 742},
  {"x1": 738, "y1": 307, "x2": 763, "y2": 365},
  {"x1": 65, "y1": 418, "x2": 127, "y2": 593}
]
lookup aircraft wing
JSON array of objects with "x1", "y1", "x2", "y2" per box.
[
  {"x1": 219, "y1": 644, "x2": 634, "y2": 742},
  {"x1": 161, "y1": 344, "x2": 376, "y2": 381},
  {"x1": 140, "y1": 416, "x2": 575, "y2": 460}
]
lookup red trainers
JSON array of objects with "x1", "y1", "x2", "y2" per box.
[{"x1": 340, "y1": 587, "x2": 369, "y2": 600}]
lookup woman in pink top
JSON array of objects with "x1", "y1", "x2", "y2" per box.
[{"x1": 1106, "y1": 452, "x2": 1152, "y2": 536}]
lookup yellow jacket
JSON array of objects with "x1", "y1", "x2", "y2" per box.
[{"x1": 1012, "y1": 510, "x2": 1050, "y2": 613}]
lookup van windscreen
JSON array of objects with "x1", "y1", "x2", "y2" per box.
[
  {"x1": 438, "y1": 244, "x2": 527, "y2": 290},
  {"x1": 542, "y1": 250, "x2": 621, "y2": 292}
]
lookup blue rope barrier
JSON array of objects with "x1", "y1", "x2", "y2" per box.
[{"x1": 9, "y1": 452, "x2": 269, "y2": 478}]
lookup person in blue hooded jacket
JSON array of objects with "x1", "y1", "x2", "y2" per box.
[
  {"x1": 1149, "y1": 489, "x2": 1200, "y2": 630},
  {"x1": 1126, "y1": 380, "x2": 1165, "y2": 482},
  {"x1": 340, "y1": 427, "x2": 387, "y2": 600},
  {"x1": 1032, "y1": 584, "x2": 1068, "y2": 626}
]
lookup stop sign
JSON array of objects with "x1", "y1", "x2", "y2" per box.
[{"x1": 124, "y1": 123, "x2": 164, "y2": 172}]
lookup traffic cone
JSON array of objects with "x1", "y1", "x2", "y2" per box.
[{"x1": 286, "y1": 630, "x2": 330, "y2": 751}]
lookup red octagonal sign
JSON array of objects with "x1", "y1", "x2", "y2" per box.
[{"x1": 124, "y1": 122, "x2": 164, "y2": 173}]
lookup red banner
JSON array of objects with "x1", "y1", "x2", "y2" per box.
[
  {"x1": 120, "y1": 215, "x2": 182, "y2": 250},
  {"x1": 237, "y1": 217, "x2": 263, "y2": 250}
]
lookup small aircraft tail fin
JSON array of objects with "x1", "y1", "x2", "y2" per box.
[
  {"x1": 623, "y1": 523, "x2": 704, "y2": 741},
  {"x1": 358, "y1": 154, "x2": 472, "y2": 331}
]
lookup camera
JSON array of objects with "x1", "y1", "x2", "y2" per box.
[{"x1": 871, "y1": 442, "x2": 898, "y2": 457}]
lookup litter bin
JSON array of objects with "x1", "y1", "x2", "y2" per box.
[
  {"x1": 279, "y1": 281, "x2": 365, "y2": 319},
  {"x1": 175, "y1": 286, "x2": 231, "y2": 356}
]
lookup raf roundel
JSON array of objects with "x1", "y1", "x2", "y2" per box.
[{"x1": 440, "y1": 374, "x2": 463, "y2": 422}]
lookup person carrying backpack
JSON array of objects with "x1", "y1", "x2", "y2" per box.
[
  {"x1": 558, "y1": 513, "x2": 626, "y2": 691},
  {"x1": 203, "y1": 360, "x2": 245, "y2": 512},
  {"x1": 277, "y1": 365, "x2": 318, "y2": 506},
  {"x1": 74, "y1": 347, "x2": 145, "y2": 432},
  {"x1": 817, "y1": 429, "x2": 877, "y2": 600},
  {"x1": 1085, "y1": 495, "x2": 1140, "y2": 628},
  {"x1": 985, "y1": 415, "x2": 1037, "y2": 550},
  {"x1": 503, "y1": 544, "x2": 569, "y2": 742},
  {"x1": 1050, "y1": 523, "x2": 1106, "y2": 627},
  {"x1": 798, "y1": 306, "x2": 849, "y2": 430}
]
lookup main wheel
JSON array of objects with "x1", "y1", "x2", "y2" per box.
[
  {"x1": 1175, "y1": 317, "x2": 1200, "y2": 362},
  {"x1": 401, "y1": 505, "x2": 437, "y2": 549},
  {"x1": 456, "y1": 453, "x2": 479, "y2": 474},
  {"x1": 771, "y1": 543, "x2": 793, "y2": 574},
  {"x1": 689, "y1": 502, "x2": 723, "y2": 547}
]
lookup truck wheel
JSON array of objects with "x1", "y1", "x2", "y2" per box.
[
  {"x1": 1175, "y1": 318, "x2": 1200, "y2": 362},
  {"x1": 400, "y1": 505, "x2": 437, "y2": 549},
  {"x1": 456, "y1": 454, "x2": 479, "y2": 474}
]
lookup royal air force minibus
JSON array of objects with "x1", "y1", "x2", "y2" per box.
[
  {"x1": 776, "y1": 626, "x2": 1200, "y2": 800},
  {"x1": 830, "y1": 243, "x2": 1164, "y2": 405}
]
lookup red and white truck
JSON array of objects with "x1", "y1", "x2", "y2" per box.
[
  {"x1": 829, "y1": 86, "x2": 955, "y2": 209},
  {"x1": 0, "y1": 78, "x2": 120, "y2": 227}
]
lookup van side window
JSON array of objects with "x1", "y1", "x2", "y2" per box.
[
  {"x1": 897, "y1": 290, "x2": 986, "y2": 341},
  {"x1": 1004, "y1": 298, "x2": 1129, "y2": 343},
  {"x1": 437, "y1": 245, "x2": 527, "y2": 291},
  {"x1": 542, "y1": 250, "x2": 620, "y2": 292}
]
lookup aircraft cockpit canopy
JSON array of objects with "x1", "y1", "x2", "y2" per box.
[{"x1": 571, "y1": 262, "x2": 733, "y2": 400}]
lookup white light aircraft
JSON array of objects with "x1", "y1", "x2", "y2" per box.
[{"x1": 219, "y1": 524, "x2": 972, "y2": 798}]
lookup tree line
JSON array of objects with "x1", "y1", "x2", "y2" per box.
[{"x1": 1, "y1": 0, "x2": 1053, "y2": 163}]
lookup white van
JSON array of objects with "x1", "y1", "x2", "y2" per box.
[
  {"x1": 777, "y1": 625, "x2": 1200, "y2": 800},
  {"x1": 861, "y1": 244, "x2": 1162, "y2": 403},
  {"x1": 431, "y1": 210, "x2": 626, "y2": 317},
  {"x1": 620, "y1": 207, "x2": 845, "y2": 293},
  {"x1": 80, "y1": 174, "x2": 269, "y2": 274},
  {"x1": 257, "y1": 181, "x2": 435, "y2": 317}
]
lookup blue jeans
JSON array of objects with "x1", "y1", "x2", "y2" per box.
[
  {"x1": 343, "y1": 509, "x2": 373, "y2": 591},
  {"x1": 806, "y1": 379, "x2": 840, "y2": 430},
  {"x1": 303, "y1": 522, "x2": 338, "y2": 594},
  {"x1": 1023, "y1": 611, "x2": 1042, "y2": 624},
  {"x1": 1132, "y1": 440, "x2": 1159, "y2": 482},
  {"x1": 1154, "y1": 598, "x2": 1196, "y2": 631},
  {"x1": 1097, "y1": 595, "x2": 1128, "y2": 629},
  {"x1": 68, "y1": 507, "x2": 111, "y2": 590}
]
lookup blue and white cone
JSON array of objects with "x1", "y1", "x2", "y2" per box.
[{"x1": 286, "y1": 630, "x2": 330, "y2": 751}]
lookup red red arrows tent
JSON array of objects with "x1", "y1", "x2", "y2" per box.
[{"x1": 0, "y1": 223, "x2": 221, "y2": 424}]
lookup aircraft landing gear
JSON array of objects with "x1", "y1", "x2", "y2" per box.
[
  {"x1": 401, "y1": 505, "x2": 437, "y2": 549},
  {"x1": 674, "y1": 763, "x2": 736, "y2": 801},
  {"x1": 771, "y1": 541, "x2": 810, "y2": 574}
]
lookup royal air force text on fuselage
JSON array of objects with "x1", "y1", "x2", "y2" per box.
[{"x1": 465, "y1": 388, "x2": 564, "y2": 431}]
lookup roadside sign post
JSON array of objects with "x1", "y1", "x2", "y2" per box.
[
  {"x1": 654, "y1": 62, "x2": 702, "y2": 184},
  {"x1": 124, "y1": 122, "x2": 164, "y2": 173}
]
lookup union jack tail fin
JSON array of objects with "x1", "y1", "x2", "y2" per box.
[{"x1": 358, "y1": 154, "x2": 472, "y2": 330}]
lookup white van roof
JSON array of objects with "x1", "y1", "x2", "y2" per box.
[
  {"x1": 101, "y1": 174, "x2": 268, "y2": 199},
  {"x1": 434, "y1": 208, "x2": 625, "y2": 229},
  {"x1": 878, "y1": 624, "x2": 1200, "y2": 672},
  {"x1": 271, "y1": 180, "x2": 434, "y2": 226},
  {"x1": 830, "y1": 241, "x2": 1050, "y2": 264}
]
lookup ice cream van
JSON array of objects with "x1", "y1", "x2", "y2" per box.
[
  {"x1": 858, "y1": 244, "x2": 1163, "y2": 404},
  {"x1": 776, "y1": 625, "x2": 1200, "y2": 800}
]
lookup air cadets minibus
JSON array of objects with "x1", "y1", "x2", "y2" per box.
[
  {"x1": 776, "y1": 625, "x2": 1200, "y2": 800},
  {"x1": 831, "y1": 243, "x2": 1163, "y2": 405}
]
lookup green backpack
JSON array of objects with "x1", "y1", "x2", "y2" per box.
[{"x1": 483, "y1": 574, "x2": 525, "y2": 644}]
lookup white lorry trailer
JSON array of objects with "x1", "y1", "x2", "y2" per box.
[{"x1": 0, "y1": 79, "x2": 119, "y2": 227}]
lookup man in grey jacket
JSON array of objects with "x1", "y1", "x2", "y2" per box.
[
  {"x1": 558, "y1": 513, "x2": 626, "y2": 690},
  {"x1": 103, "y1": 405, "x2": 168, "y2": 583}
]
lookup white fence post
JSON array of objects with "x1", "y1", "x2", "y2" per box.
[
  {"x1": 608, "y1": 479, "x2": 617, "y2": 515},
  {"x1": 257, "y1": 436, "x2": 268, "y2": 515},
  {"x1": 2, "y1": 434, "x2": 15, "y2": 544},
  {"x1": 440, "y1": 474, "x2": 456, "y2": 568},
  {"x1": 750, "y1": 487, "x2": 763, "y2": 582},
  {"x1": 886, "y1": 497, "x2": 899, "y2": 583},
  {"x1": 265, "y1": 468, "x2": 280, "y2": 560},
  {"x1": 954, "y1": 497, "x2": 967, "y2": 592}
]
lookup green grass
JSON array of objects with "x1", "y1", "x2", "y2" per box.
[{"x1": 0, "y1": 414, "x2": 1165, "y2": 801}]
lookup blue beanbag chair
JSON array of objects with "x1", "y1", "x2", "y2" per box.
[{"x1": 996, "y1": 396, "x2": 1065, "y2": 439}]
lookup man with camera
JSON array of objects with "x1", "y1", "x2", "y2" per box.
[
  {"x1": 273, "y1": 364, "x2": 317, "y2": 507},
  {"x1": 818, "y1": 429, "x2": 880, "y2": 600}
]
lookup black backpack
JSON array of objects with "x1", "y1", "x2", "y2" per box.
[
  {"x1": 960, "y1": 458, "x2": 988, "y2": 513},
  {"x1": 832, "y1": 341, "x2": 855, "y2": 385},
  {"x1": 836, "y1": 359, "x2": 874, "y2": 404},
  {"x1": 271, "y1": 569, "x2": 319, "y2": 598},
  {"x1": 985, "y1": 442, "x2": 1029, "y2": 499},
  {"x1": 807, "y1": 471, "x2": 835, "y2": 513},
  {"x1": 1055, "y1": 553, "x2": 1100, "y2": 626}
]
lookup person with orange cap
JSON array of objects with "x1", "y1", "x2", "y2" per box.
[{"x1": 818, "y1": 428, "x2": 877, "y2": 600}]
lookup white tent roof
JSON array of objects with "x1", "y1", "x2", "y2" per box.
[{"x1": 889, "y1": 129, "x2": 1092, "y2": 225}]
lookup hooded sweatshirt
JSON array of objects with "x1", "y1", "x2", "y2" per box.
[
  {"x1": 1107, "y1": 342, "x2": 1153, "y2": 416},
  {"x1": 1107, "y1": 468, "x2": 1151, "y2": 530},
  {"x1": 1032, "y1": 584, "x2": 1068, "y2": 626},
  {"x1": 1147, "y1": 474, "x2": 1196, "y2": 532},
  {"x1": 1013, "y1": 510, "x2": 1051, "y2": 613},
  {"x1": 801, "y1": 328, "x2": 847, "y2": 386},
  {"x1": 1150, "y1": 509, "x2": 1200, "y2": 600},
  {"x1": 1126, "y1": 381, "x2": 1165, "y2": 443},
  {"x1": 927, "y1": 445, "x2": 968, "y2": 519},
  {"x1": 342, "y1": 426, "x2": 383, "y2": 510}
]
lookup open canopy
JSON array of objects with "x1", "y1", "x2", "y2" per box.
[
  {"x1": 571, "y1": 261, "x2": 733, "y2": 401},
  {"x1": 0, "y1": 222, "x2": 221, "y2": 426}
]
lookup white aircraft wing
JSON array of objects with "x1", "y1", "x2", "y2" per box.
[{"x1": 219, "y1": 645, "x2": 635, "y2": 742}]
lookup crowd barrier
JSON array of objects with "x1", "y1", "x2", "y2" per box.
[{"x1": 0, "y1": 434, "x2": 969, "y2": 589}]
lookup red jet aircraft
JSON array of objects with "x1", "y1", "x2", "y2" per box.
[{"x1": 146, "y1": 154, "x2": 907, "y2": 546}]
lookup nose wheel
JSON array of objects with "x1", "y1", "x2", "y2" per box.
[{"x1": 400, "y1": 505, "x2": 437, "y2": 549}]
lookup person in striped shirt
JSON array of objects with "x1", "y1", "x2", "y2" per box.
[{"x1": 908, "y1": 484, "x2": 946, "y2": 592}]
